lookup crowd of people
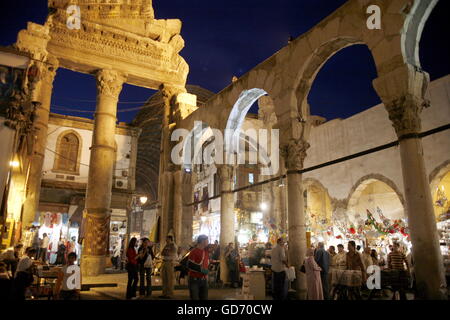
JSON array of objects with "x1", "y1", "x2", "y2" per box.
[
  {"x1": 0, "y1": 245, "x2": 81, "y2": 300},
  {"x1": 1, "y1": 231, "x2": 414, "y2": 301},
  {"x1": 302, "y1": 241, "x2": 412, "y2": 300},
  {"x1": 122, "y1": 234, "x2": 414, "y2": 300}
]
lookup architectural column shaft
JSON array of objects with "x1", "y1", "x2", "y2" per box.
[
  {"x1": 280, "y1": 132, "x2": 310, "y2": 300},
  {"x1": 160, "y1": 171, "x2": 174, "y2": 243},
  {"x1": 399, "y1": 137, "x2": 446, "y2": 299},
  {"x1": 286, "y1": 171, "x2": 307, "y2": 299},
  {"x1": 181, "y1": 174, "x2": 193, "y2": 248},
  {"x1": 157, "y1": 86, "x2": 181, "y2": 243},
  {"x1": 173, "y1": 170, "x2": 183, "y2": 244},
  {"x1": 22, "y1": 61, "x2": 57, "y2": 230},
  {"x1": 82, "y1": 69, "x2": 124, "y2": 277},
  {"x1": 373, "y1": 66, "x2": 447, "y2": 299},
  {"x1": 218, "y1": 165, "x2": 235, "y2": 284}
]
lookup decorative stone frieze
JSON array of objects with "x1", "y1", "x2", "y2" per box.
[{"x1": 43, "y1": 1, "x2": 188, "y2": 88}]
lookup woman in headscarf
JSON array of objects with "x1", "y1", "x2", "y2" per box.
[{"x1": 305, "y1": 248, "x2": 324, "y2": 300}]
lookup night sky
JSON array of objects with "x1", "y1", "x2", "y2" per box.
[{"x1": 0, "y1": 0, "x2": 449, "y2": 123}]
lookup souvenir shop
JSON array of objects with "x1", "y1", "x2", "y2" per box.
[
  {"x1": 21, "y1": 203, "x2": 80, "y2": 264},
  {"x1": 309, "y1": 206, "x2": 412, "y2": 259}
]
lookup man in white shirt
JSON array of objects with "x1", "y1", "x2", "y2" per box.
[
  {"x1": 40, "y1": 233, "x2": 50, "y2": 263},
  {"x1": 271, "y1": 237, "x2": 288, "y2": 300}
]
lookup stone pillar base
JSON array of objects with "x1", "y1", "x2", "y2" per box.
[{"x1": 81, "y1": 255, "x2": 106, "y2": 277}]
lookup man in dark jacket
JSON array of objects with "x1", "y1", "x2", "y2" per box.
[{"x1": 314, "y1": 242, "x2": 330, "y2": 300}]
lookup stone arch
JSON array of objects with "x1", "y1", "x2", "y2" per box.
[
  {"x1": 429, "y1": 160, "x2": 450, "y2": 193},
  {"x1": 401, "y1": 0, "x2": 439, "y2": 69},
  {"x1": 294, "y1": 38, "x2": 366, "y2": 117},
  {"x1": 346, "y1": 174, "x2": 405, "y2": 224},
  {"x1": 429, "y1": 160, "x2": 450, "y2": 219},
  {"x1": 52, "y1": 129, "x2": 83, "y2": 175},
  {"x1": 303, "y1": 178, "x2": 333, "y2": 232}
]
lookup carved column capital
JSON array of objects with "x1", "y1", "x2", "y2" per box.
[
  {"x1": 160, "y1": 84, "x2": 186, "y2": 101},
  {"x1": 384, "y1": 94, "x2": 427, "y2": 137},
  {"x1": 373, "y1": 64, "x2": 430, "y2": 138},
  {"x1": 95, "y1": 69, "x2": 125, "y2": 99},
  {"x1": 280, "y1": 138, "x2": 310, "y2": 171}
]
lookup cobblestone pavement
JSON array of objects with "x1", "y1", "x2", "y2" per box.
[
  {"x1": 81, "y1": 271, "x2": 243, "y2": 300},
  {"x1": 79, "y1": 270, "x2": 418, "y2": 301}
]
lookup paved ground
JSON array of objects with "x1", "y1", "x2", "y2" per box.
[{"x1": 81, "y1": 270, "x2": 244, "y2": 300}]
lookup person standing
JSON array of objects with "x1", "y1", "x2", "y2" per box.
[
  {"x1": 137, "y1": 238, "x2": 155, "y2": 298},
  {"x1": 113, "y1": 245, "x2": 121, "y2": 269},
  {"x1": 327, "y1": 246, "x2": 336, "y2": 294},
  {"x1": 225, "y1": 242, "x2": 240, "y2": 288},
  {"x1": 362, "y1": 247, "x2": 374, "y2": 272},
  {"x1": 54, "y1": 252, "x2": 81, "y2": 300},
  {"x1": 314, "y1": 242, "x2": 330, "y2": 299},
  {"x1": 13, "y1": 248, "x2": 36, "y2": 301},
  {"x1": 125, "y1": 237, "x2": 138, "y2": 300},
  {"x1": 305, "y1": 248, "x2": 324, "y2": 300},
  {"x1": 346, "y1": 241, "x2": 366, "y2": 300},
  {"x1": 271, "y1": 237, "x2": 288, "y2": 300},
  {"x1": 0, "y1": 244, "x2": 23, "y2": 277},
  {"x1": 159, "y1": 235, "x2": 178, "y2": 299},
  {"x1": 334, "y1": 244, "x2": 347, "y2": 270},
  {"x1": 370, "y1": 249, "x2": 379, "y2": 266},
  {"x1": 40, "y1": 233, "x2": 49, "y2": 263},
  {"x1": 187, "y1": 234, "x2": 210, "y2": 300},
  {"x1": 248, "y1": 235, "x2": 258, "y2": 267},
  {"x1": 0, "y1": 262, "x2": 13, "y2": 300},
  {"x1": 387, "y1": 242, "x2": 409, "y2": 300},
  {"x1": 55, "y1": 239, "x2": 66, "y2": 265}
]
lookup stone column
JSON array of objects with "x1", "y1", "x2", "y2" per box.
[
  {"x1": 279, "y1": 159, "x2": 288, "y2": 234},
  {"x1": 81, "y1": 69, "x2": 125, "y2": 277},
  {"x1": 218, "y1": 164, "x2": 235, "y2": 284},
  {"x1": 21, "y1": 58, "x2": 58, "y2": 231},
  {"x1": 280, "y1": 138, "x2": 309, "y2": 300},
  {"x1": 181, "y1": 172, "x2": 193, "y2": 248},
  {"x1": 173, "y1": 169, "x2": 183, "y2": 244},
  {"x1": 158, "y1": 85, "x2": 185, "y2": 243},
  {"x1": 373, "y1": 65, "x2": 447, "y2": 299}
]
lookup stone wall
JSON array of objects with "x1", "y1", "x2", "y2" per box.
[{"x1": 303, "y1": 74, "x2": 450, "y2": 208}]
